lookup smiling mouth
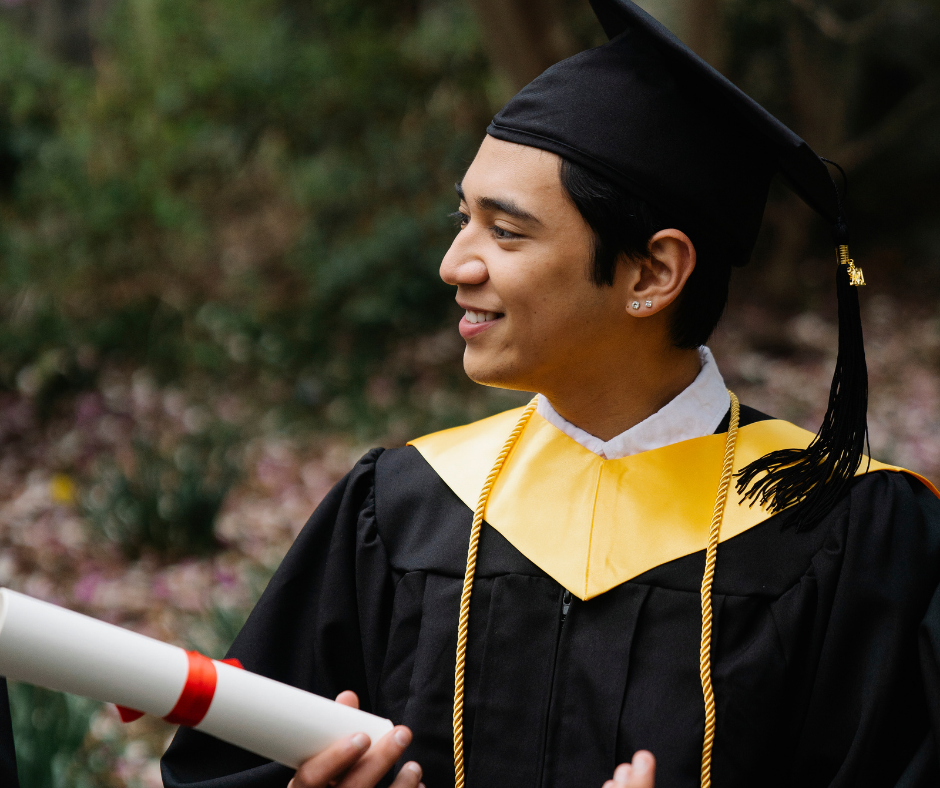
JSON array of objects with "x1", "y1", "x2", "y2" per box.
[{"x1": 464, "y1": 310, "x2": 504, "y2": 324}]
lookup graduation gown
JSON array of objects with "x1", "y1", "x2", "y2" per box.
[
  {"x1": 161, "y1": 405, "x2": 940, "y2": 788},
  {"x1": 0, "y1": 679, "x2": 18, "y2": 787}
]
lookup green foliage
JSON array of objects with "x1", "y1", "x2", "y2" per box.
[
  {"x1": 8, "y1": 683, "x2": 100, "y2": 788},
  {"x1": 0, "y1": 0, "x2": 495, "y2": 407},
  {"x1": 0, "y1": 0, "x2": 938, "y2": 407},
  {"x1": 83, "y1": 428, "x2": 240, "y2": 558},
  {"x1": 183, "y1": 602, "x2": 258, "y2": 660}
]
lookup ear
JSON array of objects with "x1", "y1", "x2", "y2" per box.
[{"x1": 622, "y1": 229, "x2": 696, "y2": 316}]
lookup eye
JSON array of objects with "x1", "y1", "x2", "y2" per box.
[
  {"x1": 449, "y1": 210, "x2": 469, "y2": 229},
  {"x1": 492, "y1": 225, "x2": 522, "y2": 240}
]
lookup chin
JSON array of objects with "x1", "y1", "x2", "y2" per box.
[{"x1": 463, "y1": 350, "x2": 534, "y2": 392}]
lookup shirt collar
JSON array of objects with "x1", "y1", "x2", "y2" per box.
[{"x1": 536, "y1": 346, "x2": 730, "y2": 460}]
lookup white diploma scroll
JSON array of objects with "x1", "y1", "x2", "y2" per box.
[{"x1": 0, "y1": 588, "x2": 393, "y2": 768}]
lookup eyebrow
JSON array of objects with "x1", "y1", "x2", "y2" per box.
[{"x1": 455, "y1": 182, "x2": 543, "y2": 226}]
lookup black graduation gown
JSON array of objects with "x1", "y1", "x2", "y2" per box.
[
  {"x1": 0, "y1": 679, "x2": 18, "y2": 787},
  {"x1": 161, "y1": 406, "x2": 940, "y2": 788}
]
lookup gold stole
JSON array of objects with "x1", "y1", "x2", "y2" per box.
[{"x1": 410, "y1": 408, "x2": 938, "y2": 600}]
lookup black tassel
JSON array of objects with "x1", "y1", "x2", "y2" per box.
[{"x1": 735, "y1": 204, "x2": 869, "y2": 530}]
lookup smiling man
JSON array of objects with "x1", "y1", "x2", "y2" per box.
[
  {"x1": 162, "y1": 2, "x2": 940, "y2": 788},
  {"x1": 446, "y1": 142, "x2": 703, "y2": 445}
]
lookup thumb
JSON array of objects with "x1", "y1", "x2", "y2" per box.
[
  {"x1": 335, "y1": 690, "x2": 360, "y2": 709},
  {"x1": 609, "y1": 751, "x2": 655, "y2": 788}
]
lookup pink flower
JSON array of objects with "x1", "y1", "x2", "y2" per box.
[{"x1": 73, "y1": 572, "x2": 103, "y2": 604}]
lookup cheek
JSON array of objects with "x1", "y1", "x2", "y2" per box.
[{"x1": 509, "y1": 252, "x2": 600, "y2": 320}]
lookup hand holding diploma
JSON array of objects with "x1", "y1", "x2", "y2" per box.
[{"x1": 289, "y1": 691, "x2": 422, "y2": 788}]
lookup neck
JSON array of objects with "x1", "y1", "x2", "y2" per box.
[{"x1": 540, "y1": 345, "x2": 702, "y2": 442}]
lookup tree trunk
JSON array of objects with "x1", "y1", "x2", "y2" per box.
[
  {"x1": 1, "y1": 0, "x2": 108, "y2": 65},
  {"x1": 467, "y1": 0, "x2": 577, "y2": 93},
  {"x1": 677, "y1": 0, "x2": 727, "y2": 71}
]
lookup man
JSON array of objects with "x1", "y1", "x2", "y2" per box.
[{"x1": 162, "y1": 1, "x2": 940, "y2": 787}]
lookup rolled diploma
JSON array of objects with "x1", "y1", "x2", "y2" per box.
[{"x1": 0, "y1": 588, "x2": 392, "y2": 768}]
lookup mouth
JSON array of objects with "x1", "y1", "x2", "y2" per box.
[
  {"x1": 464, "y1": 309, "x2": 502, "y2": 324},
  {"x1": 459, "y1": 309, "x2": 504, "y2": 338}
]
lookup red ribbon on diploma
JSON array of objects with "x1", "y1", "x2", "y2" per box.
[{"x1": 117, "y1": 651, "x2": 243, "y2": 725}]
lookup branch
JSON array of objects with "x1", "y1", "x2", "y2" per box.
[
  {"x1": 833, "y1": 76, "x2": 940, "y2": 171},
  {"x1": 786, "y1": 0, "x2": 897, "y2": 44}
]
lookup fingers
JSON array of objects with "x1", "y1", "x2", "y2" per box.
[
  {"x1": 335, "y1": 690, "x2": 360, "y2": 709},
  {"x1": 604, "y1": 750, "x2": 656, "y2": 788},
  {"x1": 291, "y1": 693, "x2": 415, "y2": 788},
  {"x1": 337, "y1": 726, "x2": 414, "y2": 788},
  {"x1": 291, "y1": 732, "x2": 371, "y2": 788},
  {"x1": 389, "y1": 761, "x2": 424, "y2": 788}
]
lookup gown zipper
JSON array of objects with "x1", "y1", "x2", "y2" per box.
[{"x1": 538, "y1": 589, "x2": 574, "y2": 788}]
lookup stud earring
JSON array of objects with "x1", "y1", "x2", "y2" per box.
[
  {"x1": 645, "y1": 300, "x2": 653, "y2": 308},
  {"x1": 631, "y1": 301, "x2": 640, "y2": 310}
]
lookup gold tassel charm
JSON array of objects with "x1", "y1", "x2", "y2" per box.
[{"x1": 837, "y1": 244, "x2": 865, "y2": 287}]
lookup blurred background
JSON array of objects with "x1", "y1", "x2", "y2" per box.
[{"x1": 0, "y1": 0, "x2": 938, "y2": 784}]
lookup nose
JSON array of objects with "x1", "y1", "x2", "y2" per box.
[{"x1": 440, "y1": 228, "x2": 489, "y2": 287}]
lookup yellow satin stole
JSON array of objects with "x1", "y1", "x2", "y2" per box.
[{"x1": 410, "y1": 408, "x2": 939, "y2": 601}]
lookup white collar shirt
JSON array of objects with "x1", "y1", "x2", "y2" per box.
[{"x1": 535, "y1": 346, "x2": 730, "y2": 460}]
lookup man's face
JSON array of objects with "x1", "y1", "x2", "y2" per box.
[{"x1": 440, "y1": 135, "x2": 635, "y2": 393}]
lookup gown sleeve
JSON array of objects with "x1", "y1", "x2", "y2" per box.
[
  {"x1": 161, "y1": 448, "x2": 395, "y2": 788},
  {"x1": 0, "y1": 678, "x2": 19, "y2": 787},
  {"x1": 909, "y1": 553, "x2": 940, "y2": 784},
  {"x1": 779, "y1": 472, "x2": 940, "y2": 787}
]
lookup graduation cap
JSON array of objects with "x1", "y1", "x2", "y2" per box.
[{"x1": 486, "y1": 0, "x2": 868, "y2": 531}]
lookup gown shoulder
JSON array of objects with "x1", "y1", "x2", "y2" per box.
[
  {"x1": 375, "y1": 444, "x2": 547, "y2": 580},
  {"x1": 636, "y1": 467, "x2": 940, "y2": 597}
]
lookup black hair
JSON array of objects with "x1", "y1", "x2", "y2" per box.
[{"x1": 558, "y1": 157, "x2": 742, "y2": 349}]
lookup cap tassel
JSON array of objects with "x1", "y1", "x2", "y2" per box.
[{"x1": 735, "y1": 230, "x2": 868, "y2": 530}]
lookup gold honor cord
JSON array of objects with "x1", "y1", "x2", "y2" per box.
[
  {"x1": 699, "y1": 390, "x2": 740, "y2": 788},
  {"x1": 452, "y1": 392, "x2": 740, "y2": 788},
  {"x1": 453, "y1": 396, "x2": 539, "y2": 788}
]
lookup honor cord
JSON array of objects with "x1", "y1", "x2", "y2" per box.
[
  {"x1": 699, "y1": 390, "x2": 739, "y2": 788},
  {"x1": 453, "y1": 397, "x2": 538, "y2": 788}
]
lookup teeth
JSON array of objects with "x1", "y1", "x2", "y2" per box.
[{"x1": 465, "y1": 310, "x2": 500, "y2": 324}]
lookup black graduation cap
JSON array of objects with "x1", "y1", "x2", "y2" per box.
[{"x1": 485, "y1": 0, "x2": 868, "y2": 529}]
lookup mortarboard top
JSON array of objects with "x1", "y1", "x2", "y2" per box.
[{"x1": 487, "y1": 0, "x2": 845, "y2": 261}]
